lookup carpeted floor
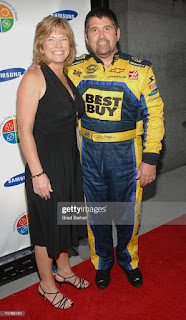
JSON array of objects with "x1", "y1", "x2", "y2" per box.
[{"x1": 0, "y1": 215, "x2": 185, "y2": 320}]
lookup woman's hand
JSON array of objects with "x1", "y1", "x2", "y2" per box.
[{"x1": 32, "y1": 173, "x2": 53, "y2": 200}]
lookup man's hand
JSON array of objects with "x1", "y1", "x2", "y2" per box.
[
  {"x1": 26, "y1": 64, "x2": 41, "y2": 72},
  {"x1": 136, "y1": 162, "x2": 157, "y2": 187}
]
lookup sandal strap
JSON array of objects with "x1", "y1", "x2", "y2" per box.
[
  {"x1": 80, "y1": 278, "x2": 85, "y2": 289},
  {"x1": 56, "y1": 273, "x2": 88, "y2": 289},
  {"x1": 53, "y1": 295, "x2": 69, "y2": 309},
  {"x1": 56, "y1": 272, "x2": 76, "y2": 282},
  {"x1": 39, "y1": 284, "x2": 72, "y2": 309},
  {"x1": 39, "y1": 284, "x2": 59, "y2": 298},
  {"x1": 52, "y1": 292, "x2": 69, "y2": 309},
  {"x1": 74, "y1": 277, "x2": 85, "y2": 289},
  {"x1": 51, "y1": 291, "x2": 60, "y2": 305}
]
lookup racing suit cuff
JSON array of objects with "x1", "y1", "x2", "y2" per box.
[{"x1": 142, "y1": 152, "x2": 160, "y2": 165}]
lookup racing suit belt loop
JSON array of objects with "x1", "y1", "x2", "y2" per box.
[{"x1": 80, "y1": 127, "x2": 136, "y2": 142}]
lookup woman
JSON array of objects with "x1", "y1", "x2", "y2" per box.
[{"x1": 17, "y1": 16, "x2": 90, "y2": 310}]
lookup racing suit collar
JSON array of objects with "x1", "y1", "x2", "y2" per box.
[{"x1": 88, "y1": 50, "x2": 121, "y2": 65}]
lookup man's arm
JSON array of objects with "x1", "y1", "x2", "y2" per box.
[{"x1": 137, "y1": 65, "x2": 165, "y2": 187}]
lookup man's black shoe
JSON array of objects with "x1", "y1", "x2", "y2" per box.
[
  {"x1": 124, "y1": 268, "x2": 143, "y2": 287},
  {"x1": 95, "y1": 269, "x2": 111, "y2": 289}
]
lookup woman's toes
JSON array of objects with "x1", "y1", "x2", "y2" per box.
[
  {"x1": 64, "y1": 298, "x2": 73, "y2": 309},
  {"x1": 84, "y1": 280, "x2": 90, "y2": 288}
]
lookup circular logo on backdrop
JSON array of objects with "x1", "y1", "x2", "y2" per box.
[
  {"x1": 13, "y1": 212, "x2": 30, "y2": 235},
  {"x1": 1, "y1": 117, "x2": 19, "y2": 144},
  {"x1": 0, "y1": 2, "x2": 18, "y2": 33},
  {"x1": 16, "y1": 213, "x2": 30, "y2": 235}
]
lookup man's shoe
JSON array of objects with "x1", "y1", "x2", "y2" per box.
[
  {"x1": 95, "y1": 269, "x2": 111, "y2": 289},
  {"x1": 124, "y1": 268, "x2": 143, "y2": 287}
]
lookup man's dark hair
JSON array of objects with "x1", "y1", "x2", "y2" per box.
[{"x1": 85, "y1": 7, "x2": 119, "y2": 34}]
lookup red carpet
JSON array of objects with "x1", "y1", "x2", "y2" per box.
[{"x1": 1, "y1": 215, "x2": 186, "y2": 320}]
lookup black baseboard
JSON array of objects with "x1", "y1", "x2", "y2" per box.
[
  {"x1": 0, "y1": 247, "x2": 37, "y2": 286},
  {"x1": 0, "y1": 246, "x2": 80, "y2": 286}
]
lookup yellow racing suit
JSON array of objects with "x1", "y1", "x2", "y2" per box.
[{"x1": 68, "y1": 51, "x2": 164, "y2": 271}]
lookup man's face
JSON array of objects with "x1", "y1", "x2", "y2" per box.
[{"x1": 85, "y1": 16, "x2": 120, "y2": 60}]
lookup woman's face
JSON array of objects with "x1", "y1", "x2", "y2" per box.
[{"x1": 42, "y1": 28, "x2": 70, "y2": 65}]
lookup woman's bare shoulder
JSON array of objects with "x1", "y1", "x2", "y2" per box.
[
  {"x1": 23, "y1": 68, "x2": 43, "y2": 81},
  {"x1": 18, "y1": 68, "x2": 44, "y2": 92}
]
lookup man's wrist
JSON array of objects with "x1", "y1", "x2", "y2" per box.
[{"x1": 142, "y1": 152, "x2": 160, "y2": 165}]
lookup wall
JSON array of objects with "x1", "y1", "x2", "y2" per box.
[{"x1": 110, "y1": 0, "x2": 186, "y2": 172}]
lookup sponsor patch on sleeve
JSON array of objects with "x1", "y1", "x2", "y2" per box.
[
  {"x1": 148, "y1": 88, "x2": 158, "y2": 97},
  {"x1": 129, "y1": 71, "x2": 139, "y2": 80},
  {"x1": 149, "y1": 83, "x2": 157, "y2": 90}
]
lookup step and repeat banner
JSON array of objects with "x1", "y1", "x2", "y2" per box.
[{"x1": 0, "y1": 0, "x2": 90, "y2": 257}]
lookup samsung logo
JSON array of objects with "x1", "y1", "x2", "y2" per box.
[
  {"x1": 51, "y1": 10, "x2": 78, "y2": 21},
  {"x1": 4, "y1": 173, "x2": 25, "y2": 187},
  {"x1": 148, "y1": 88, "x2": 158, "y2": 97},
  {"x1": 0, "y1": 68, "x2": 25, "y2": 82}
]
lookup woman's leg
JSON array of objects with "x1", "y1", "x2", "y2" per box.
[
  {"x1": 55, "y1": 250, "x2": 90, "y2": 289},
  {"x1": 35, "y1": 245, "x2": 73, "y2": 309}
]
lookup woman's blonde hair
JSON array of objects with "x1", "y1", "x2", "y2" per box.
[{"x1": 33, "y1": 16, "x2": 76, "y2": 73}]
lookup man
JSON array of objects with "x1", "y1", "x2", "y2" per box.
[{"x1": 68, "y1": 7, "x2": 164, "y2": 289}]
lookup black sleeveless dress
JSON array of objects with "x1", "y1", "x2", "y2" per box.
[{"x1": 25, "y1": 65, "x2": 87, "y2": 256}]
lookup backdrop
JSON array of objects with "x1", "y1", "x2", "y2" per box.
[{"x1": 0, "y1": 0, "x2": 91, "y2": 258}]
